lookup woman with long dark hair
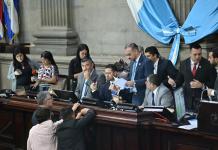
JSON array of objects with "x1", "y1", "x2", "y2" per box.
[
  {"x1": 68, "y1": 44, "x2": 91, "y2": 79},
  {"x1": 7, "y1": 47, "x2": 39, "y2": 91},
  {"x1": 68, "y1": 44, "x2": 92, "y2": 91},
  {"x1": 33, "y1": 51, "x2": 59, "y2": 89}
]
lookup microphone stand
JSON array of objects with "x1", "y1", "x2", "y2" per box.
[{"x1": 201, "y1": 88, "x2": 212, "y2": 102}]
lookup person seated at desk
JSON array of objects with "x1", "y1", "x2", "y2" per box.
[
  {"x1": 75, "y1": 58, "x2": 105, "y2": 101},
  {"x1": 27, "y1": 107, "x2": 63, "y2": 150},
  {"x1": 7, "y1": 47, "x2": 39, "y2": 91},
  {"x1": 32, "y1": 91, "x2": 54, "y2": 126},
  {"x1": 68, "y1": 44, "x2": 92, "y2": 91},
  {"x1": 90, "y1": 64, "x2": 130, "y2": 103},
  {"x1": 56, "y1": 104, "x2": 95, "y2": 150},
  {"x1": 32, "y1": 51, "x2": 59, "y2": 90},
  {"x1": 139, "y1": 74, "x2": 173, "y2": 108}
]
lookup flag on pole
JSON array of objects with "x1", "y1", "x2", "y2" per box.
[
  {"x1": 4, "y1": 0, "x2": 19, "y2": 42},
  {"x1": 0, "y1": 0, "x2": 3, "y2": 40}
]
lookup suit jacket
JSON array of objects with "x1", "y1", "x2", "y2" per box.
[
  {"x1": 75, "y1": 69, "x2": 105, "y2": 100},
  {"x1": 92, "y1": 81, "x2": 112, "y2": 102},
  {"x1": 142, "y1": 84, "x2": 173, "y2": 107},
  {"x1": 157, "y1": 58, "x2": 184, "y2": 89},
  {"x1": 128, "y1": 55, "x2": 153, "y2": 105},
  {"x1": 180, "y1": 57, "x2": 217, "y2": 110},
  {"x1": 214, "y1": 90, "x2": 218, "y2": 100},
  {"x1": 92, "y1": 81, "x2": 131, "y2": 102},
  {"x1": 215, "y1": 71, "x2": 218, "y2": 90},
  {"x1": 56, "y1": 110, "x2": 95, "y2": 150}
]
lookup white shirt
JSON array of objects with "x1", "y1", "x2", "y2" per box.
[
  {"x1": 191, "y1": 59, "x2": 199, "y2": 70},
  {"x1": 152, "y1": 86, "x2": 159, "y2": 105},
  {"x1": 153, "y1": 58, "x2": 159, "y2": 74},
  {"x1": 134, "y1": 54, "x2": 141, "y2": 68}
]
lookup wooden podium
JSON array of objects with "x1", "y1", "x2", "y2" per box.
[{"x1": 0, "y1": 96, "x2": 218, "y2": 150}]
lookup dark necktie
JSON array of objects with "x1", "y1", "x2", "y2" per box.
[
  {"x1": 192, "y1": 63, "x2": 197, "y2": 77},
  {"x1": 152, "y1": 92, "x2": 155, "y2": 106}
]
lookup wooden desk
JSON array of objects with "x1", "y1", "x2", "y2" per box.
[{"x1": 0, "y1": 96, "x2": 218, "y2": 150}]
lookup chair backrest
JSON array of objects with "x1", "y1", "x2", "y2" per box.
[{"x1": 50, "y1": 74, "x2": 68, "y2": 90}]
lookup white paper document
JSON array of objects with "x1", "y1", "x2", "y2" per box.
[
  {"x1": 113, "y1": 78, "x2": 127, "y2": 90},
  {"x1": 178, "y1": 119, "x2": 198, "y2": 130}
]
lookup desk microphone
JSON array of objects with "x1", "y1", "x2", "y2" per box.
[{"x1": 201, "y1": 88, "x2": 212, "y2": 101}]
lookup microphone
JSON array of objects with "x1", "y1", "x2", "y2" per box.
[
  {"x1": 200, "y1": 89, "x2": 207, "y2": 102},
  {"x1": 201, "y1": 88, "x2": 212, "y2": 101}
]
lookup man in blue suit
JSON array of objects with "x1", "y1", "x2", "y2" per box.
[{"x1": 124, "y1": 43, "x2": 153, "y2": 106}]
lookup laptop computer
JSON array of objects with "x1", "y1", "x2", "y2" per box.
[{"x1": 53, "y1": 89, "x2": 78, "y2": 103}]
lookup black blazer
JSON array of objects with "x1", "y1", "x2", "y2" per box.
[
  {"x1": 92, "y1": 82, "x2": 112, "y2": 102},
  {"x1": 56, "y1": 110, "x2": 95, "y2": 150},
  {"x1": 180, "y1": 57, "x2": 217, "y2": 110},
  {"x1": 156, "y1": 57, "x2": 183, "y2": 89}
]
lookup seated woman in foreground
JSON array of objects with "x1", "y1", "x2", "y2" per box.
[{"x1": 32, "y1": 51, "x2": 59, "y2": 90}]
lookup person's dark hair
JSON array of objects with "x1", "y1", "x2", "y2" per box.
[
  {"x1": 81, "y1": 57, "x2": 94, "y2": 64},
  {"x1": 12, "y1": 46, "x2": 30, "y2": 71},
  {"x1": 124, "y1": 43, "x2": 139, "y2": 51},
  {"x1": 76, "y1": 44, "x2": 90, "y2": 60},
  {"x1": 147, "y1": 74, "x2": 161, "y2": 87},
  {"x1": 41, "y1": 51, "x2": 57, "y2": 67},
  {"x1": 105, "y1": 64, "x2": 117, "y2": 72},
  {"x1": 35, "y1": 107, "x2": 51, "y2": 124},
  {"x1": 144, "y1": 46, "x2": 160, "y2": 57},
  {"x1": 60, "y1": 107, "x2": 74, "y2": 120},
  {"x1": 190, "y1": 43, "x2": 201, "y2": 50},
  {"x1": 114, "y1": 59, "x2": 129, "y2": 72},
  {"x1": 209, "y1": 48, "x2": 218, "y2": 58}
]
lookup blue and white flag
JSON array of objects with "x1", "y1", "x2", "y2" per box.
[
  {"x1": 0, "y1": 0, "x2": 4, "y2": 40},
  {"x1": 4, "y1": 0, "x2": 19, "y2": 42},
  {"x1": 127, "y1": 0, "x2": 218, "y2": 65}
]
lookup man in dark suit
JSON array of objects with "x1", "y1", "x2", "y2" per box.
[
  {"x1": 207, "y1": 48, "x2": 218, "y2": 100},
  {"x1": 124, "y1": 43, "x2": 153, "y2": 106},
  {"x1": 90, "y1": 64, "x2": 130, "y2": 103},
  {"x1": 144, "y1": 46, "x2": 183, "y2": 90},
  {"x1": 57, "y1": 103, "x2": 95, "y2": 150},
  {"x1": 75, "y1": 58, "x2": 105, "y2": 101},
  {"x1": 180, "y1": 43, "x2": 217, "y2": 111}
]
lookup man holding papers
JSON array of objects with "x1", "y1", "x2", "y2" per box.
[
  {"x1": 124, "y1": 43, "x2": 153, "y2": 106},
  {"x1": 90, "y1": 64, "x2": 130, "y2": 103}
]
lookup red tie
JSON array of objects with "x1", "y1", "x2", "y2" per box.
[{"x1": 192, "y1": 64, "x2": 197, "y2": 77}]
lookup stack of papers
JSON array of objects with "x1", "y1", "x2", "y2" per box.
[{"x1": 113, "y1": 78, "x2": 127, "y2": 90}]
